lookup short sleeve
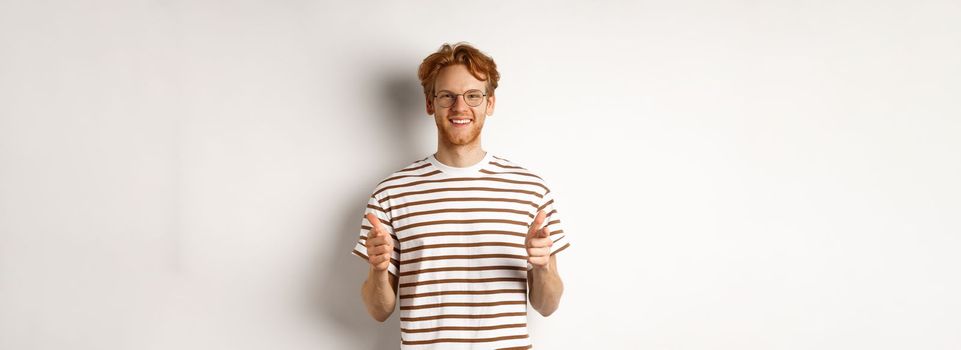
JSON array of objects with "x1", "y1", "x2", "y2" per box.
[
  {"x1": 350, "y1": 195, "x2": 400, "y2": 277},
  {"x1": 539, "y1": 188, "x2": 571, "y2": 257}
]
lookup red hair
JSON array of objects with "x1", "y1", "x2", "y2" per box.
[{"x1": 418, "y1": 42, "x2": 500, "y2": 98}]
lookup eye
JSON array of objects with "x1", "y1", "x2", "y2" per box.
[
  {"x1": 466, "y1": 92, "x2": 484, "y2": 100},
  {"x1": 437, "y1": 92, "x2": 453, "y2": 99}
]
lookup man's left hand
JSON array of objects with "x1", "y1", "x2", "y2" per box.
[{"x1": 526, "y1": 210, "x2": 553, "y2": 268}]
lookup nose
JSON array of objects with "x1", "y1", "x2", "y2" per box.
[{"x1": 450, "y1": 94, "x2": 470, "y2": 112}]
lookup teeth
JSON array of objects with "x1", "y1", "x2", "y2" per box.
[{"x1": 451, "y1": 119, "x2": 471, "y2": 124}]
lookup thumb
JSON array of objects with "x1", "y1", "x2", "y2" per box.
[{"x1": 539, "y1": 222, "x2": 551, "y2": 238}]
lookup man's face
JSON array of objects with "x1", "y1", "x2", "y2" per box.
[{"x1": 427, "y1": 64, "x2": 495, "y2": 146}]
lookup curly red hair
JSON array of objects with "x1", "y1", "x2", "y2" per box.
[{"x1": 418, "y1": 42, "x2": 500, "y2": 98}]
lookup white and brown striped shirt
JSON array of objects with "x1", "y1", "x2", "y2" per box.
[{"x1": 351, "y1": 152, "x2": 571, "y2": 349}]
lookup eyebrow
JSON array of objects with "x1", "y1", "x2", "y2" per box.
[{"x1": 435, "y1": 88, "x2": 484, "y2": 93}]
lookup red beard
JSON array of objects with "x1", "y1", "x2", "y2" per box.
[{"x1": 438, "y1": 119, "x2": 482, "y2": 145}]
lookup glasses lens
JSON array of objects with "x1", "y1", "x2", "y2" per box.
[
  {"x1": 436, "y1": 92, "x2": 455, "y2": 108},
  {"x1": 465, "y1": 90, "x2": 485, "y2": 107}
]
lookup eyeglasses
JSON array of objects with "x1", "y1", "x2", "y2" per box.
[{"x1": 433, "y1": 89, "x2": 488, "y2": 108}]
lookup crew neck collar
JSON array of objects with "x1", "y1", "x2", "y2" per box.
[{"x1": 428, "y1": 151, "x2": 492, "y2": 176}]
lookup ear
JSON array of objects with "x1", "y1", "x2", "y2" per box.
[
  {"x1": 426, "y1": 95, "x2": 435, "y2": 115},
  {"x1": 486, "y1": 94, "x2": 495, "y2": 116}
]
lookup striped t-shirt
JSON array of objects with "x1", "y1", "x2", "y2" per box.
[{"x1": 351, "y1": 152, "x2": 571, "y2": 349}]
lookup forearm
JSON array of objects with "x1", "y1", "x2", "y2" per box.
[
  {"x1": 361, "y1": 268, "x2": 396, "y2": 322},
  {"x1": 528, "y1": 256, "x2": 564, "y2": 316}
]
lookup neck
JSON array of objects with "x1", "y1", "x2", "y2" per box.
[{"x1": 434, "y1": 141, "x2": 486, "y2": 168}]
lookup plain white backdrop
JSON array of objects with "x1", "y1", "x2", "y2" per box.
[{"x1": 1, "y1": 0, "x2": 959, "y2": 349}]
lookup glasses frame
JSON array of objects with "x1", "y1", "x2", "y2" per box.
[{"x1": 432, "y1": 89, "x2": 488, "y2": 108}]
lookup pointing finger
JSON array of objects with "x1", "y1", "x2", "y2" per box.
[
  {"x1": 528, "y1": 210, "x2": 546, "y2": 236},
  {"x1": 365, "y1": 213, "x2": 382, "y2": 238}
]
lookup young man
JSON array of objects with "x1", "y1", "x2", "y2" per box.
[{"x1": 350, "y1": 42, "x2": 571, "y2": 349}]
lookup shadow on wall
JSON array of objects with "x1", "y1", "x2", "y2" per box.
[{"x1": 308, "y1": 66, "x2": 426, "y2": 349}]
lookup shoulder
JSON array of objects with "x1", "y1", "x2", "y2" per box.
[
  {"x1": 485, "y1": 154, "x2": 555, "y2": 193},
  {"x1": 369, "y1": 156, "x2": 435, "y2": 196},
  {"x1": 486, "y1": 155, "x2": 542, "y2": 177}
]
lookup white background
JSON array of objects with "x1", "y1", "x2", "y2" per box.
[{"x1": 1, "y1": 0, "x2": 959, "y2": 349}]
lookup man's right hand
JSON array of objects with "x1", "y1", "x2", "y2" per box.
[
  {"x1": 361, "y1": 213, "x2": 398, "y2": 321},
  {"x1": 364, "y1": 212, "x2": 394, "y2": 272}
]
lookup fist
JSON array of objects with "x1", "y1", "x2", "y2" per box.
[
  {"x1": 364, "y1": 213, "x2": 394, "y2": 272},
  {"x1": 525, "y1": 210, "x2": 553, "y2": 268}
]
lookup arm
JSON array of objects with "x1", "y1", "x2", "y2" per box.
[
  {"x1": 361, "y1": 268, "x2": 398, "y2": 322},
  {"x1": 360, "y1": 212, "x2": 398, "y2": 322},
  {"x1": 525, "y1": 210, "x2": 565, "y2": 317},
  {"x1": 528, "y1": 254, "x2": 564, "y2": 316}
]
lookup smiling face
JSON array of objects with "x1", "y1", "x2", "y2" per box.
[{"x1": 426, "y1": 64, "x2": 495, "y2": 147}]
